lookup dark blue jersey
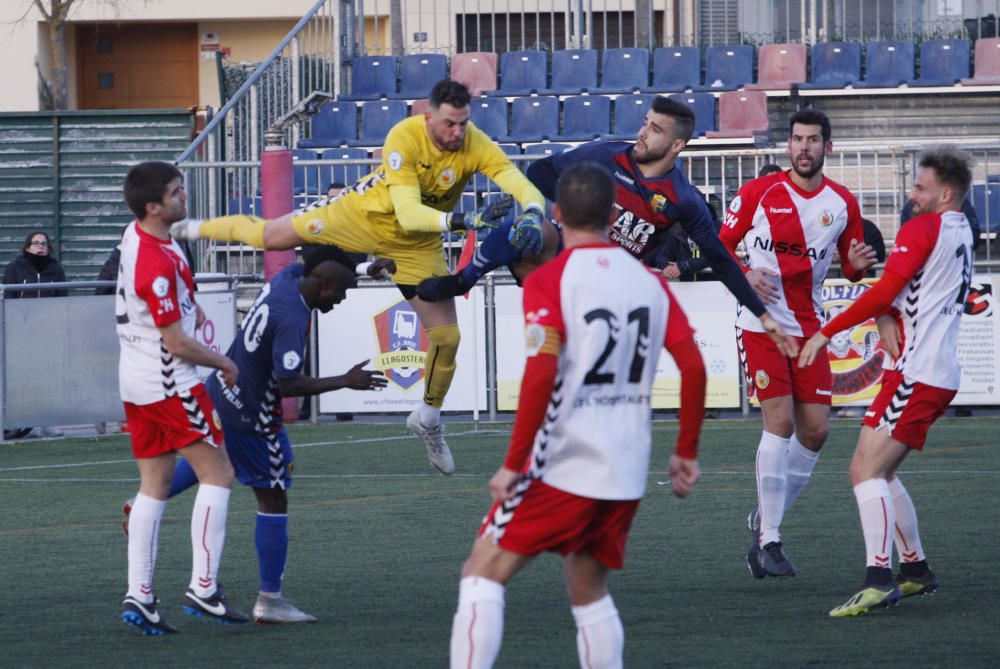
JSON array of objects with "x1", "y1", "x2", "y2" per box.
[
  {"x1": 207, "y1": 264, "x2": 310, "y2": 434},
  {"x1": 527, "y1": 141, "x2": 767, "y2": 317}
]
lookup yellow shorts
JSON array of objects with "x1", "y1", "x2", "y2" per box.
[{"x1": 291, "y1": 196, "x2": 448, "y2": 285}]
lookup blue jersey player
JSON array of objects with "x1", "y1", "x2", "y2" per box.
[
  {"x1": 128, "y1": 247, "x2": 390, "y2": 623},
  {"x1": 417, "y1": 96, "x2": 794, "y2": 350}
]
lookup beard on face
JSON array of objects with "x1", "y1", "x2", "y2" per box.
[
  {"x1": 791, "y1": 152, "x2": 825, "y2": 180},
  {"x1": 634, "y1": 139, "x2": 669, "y2": 165}
]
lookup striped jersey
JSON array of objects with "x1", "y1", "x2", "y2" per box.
[
  {"x1": 885, "y1": 211, "x2": 974, "y2": 389},
  {"x1": 520, "y1": 244, "x2": 693, "y2": 500},
  {"x1": 720, "y1": 170, "x2": 865, "y2": 337},
  {"x1": 116, "y1": 221, "x2": 201, "y2": 405}
]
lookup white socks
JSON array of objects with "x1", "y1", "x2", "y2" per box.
[
  {"x1": 126, "y1": 493, "x2": 167, "y2": 604},
  {"x1": 889, "y1": 476, "x2": 925, "y2": 564},
  {"x1": 853, "y1": 478, "x2": 893, "y2": 569},
  {"x1": 450, "y1": 576, "x2": 505, "y2": 669},
  {"x1": 572, "y1": 594, "x2": 624, "y2": 669},
  {"x1": 784, "y1": 434, "x2": 820, "y2": 512},
  {"x1": 755, "y1": 431, "x2": 790, "y2": 546},
  {"x1": 189, "y1": 484, "x2": 231, "y2": 597},
  {"x1": 419, "y1": 403, "x2": 441, "y2": 427}
]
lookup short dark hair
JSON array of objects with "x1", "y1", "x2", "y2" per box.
[
  {"x1": 918, "y1": 145, "x2": 973, "y2": 200},
  {"x1": 23, "y1": 230, "x2": 52, "y2": 253},
  {"x1": 650, "y1": 96, "x2": 696, "y2": 142},
  {"x1": 302, "y1": 244, "x2": 359, "y2": 277},
  {"x1": 429, "y1": 79, "x2": 471, "y2": 110},
  {"x1": 555, "y1": 162, "x2": 616, "y2": 231},
  {"x1": 789, "y1": 109, "x2": 831, "y2": 143},
  {"x1": 123, "y1": 161, "x2": 183, "y2": 219},
  {"x1": 758, "y1": 163, "x2": 783, "y2": 177}
]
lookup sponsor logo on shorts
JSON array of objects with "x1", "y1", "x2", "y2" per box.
[
  {"x1": 755, "y1": 370, "x2": 770, "y2": 389},
  {"x1": 152, "y1": 276, "x2": 170, "y2": 298},
  {"x1": 388, "y1": 151, "x2": 403, "y2": 170},
  {"x1": 305, "y1": 219, "x2": 324, "y2": 236}
]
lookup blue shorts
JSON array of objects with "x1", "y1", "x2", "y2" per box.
[{"x1": 222, "y1": 420, "x2": 295, "y2": 490}]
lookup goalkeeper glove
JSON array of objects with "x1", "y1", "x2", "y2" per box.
[
  {"x1": 509, "y1": 206, "x2": 545, "y2": 255},
  {"x1": 449, "y1": 194, "x2": 514, "y2": 232}
]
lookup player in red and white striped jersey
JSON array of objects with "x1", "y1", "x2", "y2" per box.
[
  {"x1": 799, "y1": 146, "x2": 975, "y2": 616},
  {"x1": 719, "y1": 110, "x2": 879, "y2": 579},
  {"x1": 118, "y1": 162, "x2": 247, "y2": 634},
  {"x1": 449, "y1": 163, "x2": 706, "y2": 669}
]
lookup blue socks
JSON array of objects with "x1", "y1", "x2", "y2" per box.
[
  {"x1": 255, "y1": 512, "x2": 288, "y2": 593},
  {"x1": 459, "y1": 220, "x2": 523, "y2": 286},
  {"x1": 168, "y1": 458, "x2": 199, "y2": 498}
]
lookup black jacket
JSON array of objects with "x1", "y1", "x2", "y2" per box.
[{"x1": 2, "y1": 252, "x2": 68, "y2": 298}]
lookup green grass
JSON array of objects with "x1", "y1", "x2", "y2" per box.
[{"x1": 2, "y1": 416, "x2": 999, "y2": 667}]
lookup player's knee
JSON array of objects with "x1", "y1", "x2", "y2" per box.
[
  {"x1": 427, "y1": 322, "x2": 461, "y2": 353},
  {"x1": 798, "y1": 421, "x2": 830, "y2": 450}
]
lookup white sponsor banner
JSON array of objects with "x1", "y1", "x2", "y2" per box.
[
  {"x1": 495, "y1": 281, "x2": 741, "y2": 410},
  {"x1": 954, "y1": 275, "x2": 999, "y2": 404},
  {"x1": 194, "y1": 289, "x2": 236, "y2": 380},
  {"x1": 316, "y1": 285, "x2": 487, "y2": 413}
]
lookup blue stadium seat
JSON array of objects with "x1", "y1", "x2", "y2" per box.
[
  {"x1": 292, "y1": 149, "x2": 332, "y2": 195},
  {"x1": 298, "y1": 101, "x2": 358, "y2": 148},
  {"x1": 855, "y1": 40, "x2": 914, "y2": 88},
  {"x1": 542, "y1": 49, "x2": 598, "y2": 95},
  {"x1": 643, "y1": 47, "x2": 701, "y2": 92},
  {"x1": 910, "y1": 39, "x2": 971, "y2": 86},
  {"x1": 390, "y1": 53, "x2": 448, "y2": 99},
  {"x1": 972, "y1": 180, "x2": 1000, "y2": 233},
  {"x1": 346, "y1": 100, "x2": 408, "y2": 147},
  {"x1": 524, "y1": 143, "x2": 571, "y2": 159},
  {"x1": 668, "y1": 92, "x2": 716, "y2": 137},
  {"x1": 320, "y1": 148, "x2": 371, "y2": 188},
  {"x1": 339, "y1": 56, "x2": 398, "y2": 101},
  {"x1": 489, "y1": 50, "x2": 548, "y2": 96},
  {"x1": 607, "y1": 94, "x2": 654, "y2": 139},
  {"x1": 695, "y1": 45, "x2": 754, "y2": 91},
  {"x1": 501, "y1": 96, "x2": 560, "y2": 143},
  {"x1": 800, "y1": 42, "x2": 862, "y2": 89},
  {"x1": 227, "y1": 197, "x2": 255, "y2": 215},
  {"x1": 469, "y1": 97, "x2": 508, "y2": 140},
  {"x1": 595, "y1": 48, "x2": 650, "y2": 94},
  {"x1": 558, "y1": 95, "x2": 611, "y2": 141}
]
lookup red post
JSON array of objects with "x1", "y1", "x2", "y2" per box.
[{"x1": 261, "y1": 146, "x2": 300, "y2": 422}]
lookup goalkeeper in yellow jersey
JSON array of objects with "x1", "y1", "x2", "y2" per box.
[{"x1": 171, "y1": 79, "x2": 547, "y2": 476}]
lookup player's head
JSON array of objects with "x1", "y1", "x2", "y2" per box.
[
  {"x1": 124, "y1": 161, "x2": 186, "y2": 222},
  {"x1": 326, "y1": 181, "x2": 346, "y2": 198},
  {"x1": 301, "y1": 245, "x2": 358, "y2": 312},
  {"x1": 787, "y1": 110, "x2": 832, "y2": 181},
  {"x1": 909, "y1": 145, "x2": 973, "y2": 216},
  {"x1": 634, "y1": 96, "x2": 695, "y2": 164},
  {"x1": 554, "y1": 162, "x2": 616, "y2": 231},
  {"x1": 758, "y1": 163, "x2": 783, "y2": 177},
  {"x1": 23, "y1": 230, "x2": 53, "y2": 257},
  {"x1": 426, "y1": 79, "x2": 471, "y2": 152}
]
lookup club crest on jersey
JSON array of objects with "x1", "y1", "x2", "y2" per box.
[
  {"x1": 823, "y1": 280, "x2": 885, "y2": 403},
  {"x1": 283, "y1": 350, "x2": 301, "y2": 371},
  {"x1": 304, "y1": 218, "x2": 325, "y2": 236},
  {"x1": 650, "y1": 194, "x2": 667, "y2": 213},
  {"x1": 437, "y1": 168, "x2": 456, "y2": 188},
  {"x1": 372, "y1": 300, "x2": 428, "y2": 390},
  {"x1": 819, "y1": 209, "x2": 834, "y2": 227},
  {"x1": 754, "y1": 370, "x2": 770, "y2": 389}
]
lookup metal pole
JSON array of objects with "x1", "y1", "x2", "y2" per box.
[{"x1": 485, "y1": 274, "x2": 497, "y2": 422}]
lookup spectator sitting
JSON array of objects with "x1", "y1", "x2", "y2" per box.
[{"x1": 3, "y1": 231, "x2": 67, "y2": 298}]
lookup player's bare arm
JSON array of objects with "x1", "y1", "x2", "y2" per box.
[
  {"x1": 668, "y1": 455, "x2": 701, "y2": 498},
  {"x1": 489, "y1": 467, "x2": 523, "y2": 502},
  {"x1": 876, "y1": 315, "x2": 901, "y2": 358},
  {"x1": 745, "y1": 267, "x2": 781, "y2": 304},
  {"x1": 158, "y1": 319, "x2": 238, "y2": 387},
  {"x1": 278, "y1": 359, "x2": 387, "y2": 396},
  {"x1": 846, "y1": 237, "x2": 878, "y2": 272}
]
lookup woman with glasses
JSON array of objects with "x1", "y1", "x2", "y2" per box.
[
  {"x1": 2, "y1": 231, "x2": 67, "y2": 438},
  {"x1": 3, "y1": 230, "x2": 68, "y2": 299}
]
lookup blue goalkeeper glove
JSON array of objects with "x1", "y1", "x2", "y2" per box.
[
  {"x1": 449, "y1": 194, "x2": 514, "y2": 232},
  {"x1": 509, "y1": 206, "x2": 545, "y2": 255}
]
